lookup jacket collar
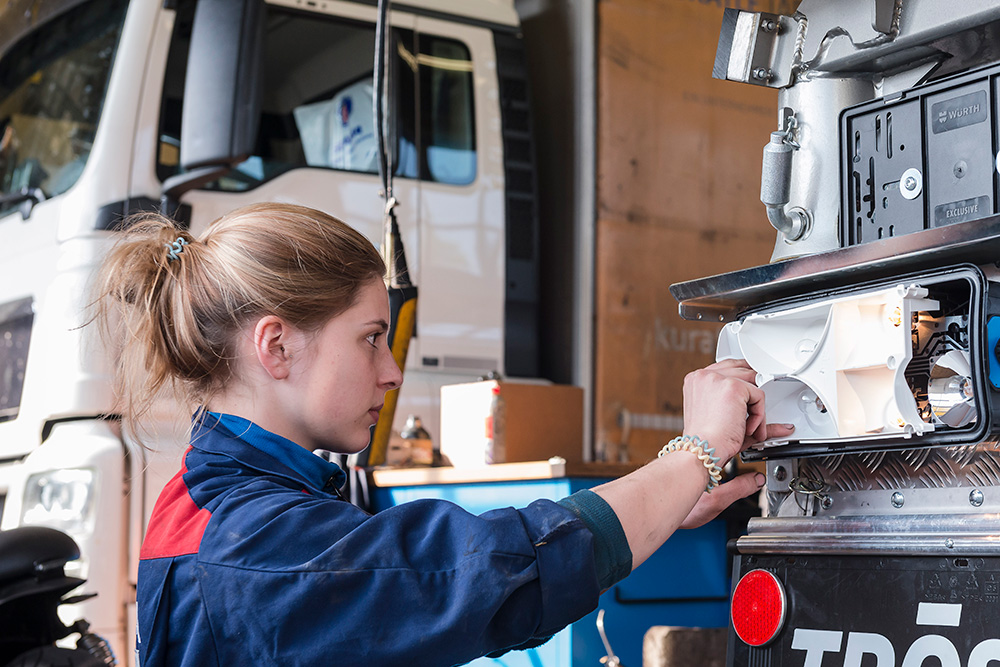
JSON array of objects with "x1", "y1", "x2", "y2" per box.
[{"x1": 192, "y1": 411, "x2": 348, "y2": 492}]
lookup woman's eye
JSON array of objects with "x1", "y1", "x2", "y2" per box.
[{"x1": 366, "y1": 332, "x2": 381, "y2": 347}]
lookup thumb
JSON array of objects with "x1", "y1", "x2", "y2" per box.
[
  {"x1": 716, "y1": 471, "x2": 766, "y2": 505},
  {"x1": 679, "y1": 472, "x2": 765, "y2": 530}
]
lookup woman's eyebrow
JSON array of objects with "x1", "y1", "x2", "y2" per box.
[{"x1": 365, "y1": 319, "x2": 390, "y2": 331}]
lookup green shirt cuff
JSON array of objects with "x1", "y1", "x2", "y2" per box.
[{"x1": 557, "y1": 489, "x2": 632, "y2": 590}]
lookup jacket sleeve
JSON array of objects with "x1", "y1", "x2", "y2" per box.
[{"x1": 194, "y1": 485, "x2": 603, "y2": 667}]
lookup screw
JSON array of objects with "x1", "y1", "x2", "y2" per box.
[
  {"x1": 761, "y1": 19, "x2": 777, "y2": 32},
  {"x1": 752, "y1": 67, "x2": 772, "y2": 82},
  {"x1": 904, "y1": 176, "x2": 917, "y2": 190},
  {"x1": 891, "y1": 491, "x2": 905, "y2": 508},
  {"x1": 821, "y1": 495, "x2": 833, "y2": 510},
  {"x1": 945, "y1": 538, "x2": 955, "y2": 549},
  {"x1": 970, "y1": 489, "x2": 984, "y2": 507},
  {"x1": 774, "y1": 465, "x2": 787, "y2": 482}
]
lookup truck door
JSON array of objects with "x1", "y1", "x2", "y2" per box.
[{"x1": 409, "y1": 15, "x2": 505, "y2": 377}]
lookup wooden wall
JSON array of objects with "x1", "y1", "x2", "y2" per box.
[{"x1": 595, "y1": 0, "x2": 800, "y2": 462}]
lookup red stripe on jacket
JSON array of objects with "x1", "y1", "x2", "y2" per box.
[{"x1": 140, "y1": 458, "x2": 211, "y2": 560}]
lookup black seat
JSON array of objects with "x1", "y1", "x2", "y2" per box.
[{"x1": 0, "y1": 527, "x2": 79, "y2": 587}]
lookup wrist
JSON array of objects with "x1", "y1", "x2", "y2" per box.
[
  {"x1": 658, "y1": 434, "x2": 723, "y2": 492},
  {"x1": 686, "y1": 428, "x2": 738, "y2": 467}
]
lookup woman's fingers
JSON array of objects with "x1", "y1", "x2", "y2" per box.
[
  {"x1": 684, "y1": 359, "x2": 796, "y2": 459},
  {"x1": 706, "y1": 358, "x2": 759, "y2": 383},
  {"x1": 763, "y1": 422, "x2": 795, "y2": 440},
  {"x1": 679, "y1": 471, "x2": 765, "y2": 530}
]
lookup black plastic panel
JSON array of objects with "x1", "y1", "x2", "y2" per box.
[{"x1": 841, "y1": 61, "x2": 1000, "y2": 246}]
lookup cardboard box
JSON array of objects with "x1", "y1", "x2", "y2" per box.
[{"x1": 440, "y1": 380, "x2": 584, "y2": 468}]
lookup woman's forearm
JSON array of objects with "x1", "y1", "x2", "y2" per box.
[{"x1": 591, "y1": 449, "x2": 708, "y2": 569}]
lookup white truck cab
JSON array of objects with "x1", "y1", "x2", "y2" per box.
[{"x1": 0, "y1": 0, "x2": 540, "y2": 660}]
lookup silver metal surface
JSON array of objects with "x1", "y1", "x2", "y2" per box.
[
  {"x1": 719, "y1": 10, "x2": 797, "y2": 89},
  {"x1": 900, "y1": 167, "x2": 922, "y2": 200},
  {"x1": 793, "y1": 0, "x2": 1000, "y2": 76},
  {"x1": 739, "y1": 512, "x2": 1000, "y2": 555},
  {"x1": 770, "y1": 76, "x2": 873, "y2": 260},
  {"x1": 872, "y1": 0, "x2": 900, "y2": 34},
  {"x1": 670, "y1": 214, "x2": 1000, "y2": 322},
  {"x1": 928, "y1": 350, "x2": 977, "y2": 427},
  {"x1": 761, "y1": 125, "x2": 810, "y2": 242},
  {"x1": 765, "y1": 443, "x2": 1000, "y2": 518},
  {"x1": 769, "y1": 459, "x2": 793, "y2": 486},
  {"x1": 798, "y1": 442, "x2": 1000, "y2": 492},
  {"x1": 595, "y1": 609, "x2": 622, "y2": 667}
]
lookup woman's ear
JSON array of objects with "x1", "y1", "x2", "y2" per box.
[{"x1": 253, "y1": 315, "x2": 294, "y2": 380}]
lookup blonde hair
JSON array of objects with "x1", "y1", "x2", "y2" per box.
[{"x1": 93, "y1": 202, "x2": 385, "y2": 432}]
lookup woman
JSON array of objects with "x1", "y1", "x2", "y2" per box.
[{"x1": 93, "y1": 203, "x2": 790, "y2": 666}]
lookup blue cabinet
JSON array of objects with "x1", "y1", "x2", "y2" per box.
[{"x1": 371, "y1": 476, "x2": 731, "y2": 666}]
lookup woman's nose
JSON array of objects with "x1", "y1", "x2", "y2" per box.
[{"x1": 381, "y1": 347, "x2": 403, "y2": 389}]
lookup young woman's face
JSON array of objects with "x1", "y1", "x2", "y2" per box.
[{"x1": 287, "y1": 277, "x2": 403, "y2": 453}]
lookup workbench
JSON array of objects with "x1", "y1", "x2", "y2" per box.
[{"x1": 371, "y1": 461, "x2": 739, "y2": 667}]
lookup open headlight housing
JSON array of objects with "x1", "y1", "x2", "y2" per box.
[{"x1": 716, "y1": 266, "x2": 997, "y2": 460}]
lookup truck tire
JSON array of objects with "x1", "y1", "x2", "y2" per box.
[{"x1": 5, "y1": 646, "x2": 107, "y2": 667}]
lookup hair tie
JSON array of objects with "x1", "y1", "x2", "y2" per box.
[{"x1": 165, "y1": 237, "x2": 189, "y2": 262}]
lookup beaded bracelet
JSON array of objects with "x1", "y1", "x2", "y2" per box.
[{"x1": 658, "y1": 434, "x2": 723, "y2": 493}]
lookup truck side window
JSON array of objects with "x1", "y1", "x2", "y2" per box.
[
  {"x1": 420, "y1": 35, "x2": 476, "y2": 185},
  {"x1": 157, "y1": 6, "x2": 483, "y2": 190},
  {"x1": 0, "y1": 0, "x2": 128, "y2": 217},
  {"x1": 157, "y1": 3, "x2": 488, "y2": 191}
]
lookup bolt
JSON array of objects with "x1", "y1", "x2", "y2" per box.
[
  {"x1": 774, "y1": 465, "x2": 787, "y2": 482},
  {"x1": 761, "y1": 19, "x2": 777, "y2": 32},
  {"x1": 891, "y1": 491, "x2": 905, "y2": 508},
  {"x1": 970, "y1": 489, "x2": 984, "y2": 507},
  {"x1": 904, "y1": 176, "x2": 917, "y2": 190},
  {"x1": 821, "y1": 495, "x2": 833, "y2": 510},
  {"x1": 752, "y1": 67, "x2": 772, "y2": 81},
  {"x1": 945, "y1": 538, "x2": 955, "y2": 549}
]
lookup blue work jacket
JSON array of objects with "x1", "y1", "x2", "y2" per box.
[{"x1": 136, "y1": 413, "x2": 606, "y2": 666}]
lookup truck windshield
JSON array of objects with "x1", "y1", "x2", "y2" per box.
[{"x1": 0, "y1": 0, "x2": 128, "y2": 217}]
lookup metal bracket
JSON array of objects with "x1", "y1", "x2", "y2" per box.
[
  {"x1": 713, "y1": 8, "x2": 795, "y2": 88},
  {"x1": 873, "y1": 0, "x2": 900, "y2": 34}
]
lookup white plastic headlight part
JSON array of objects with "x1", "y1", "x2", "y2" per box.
[{"x1": 727, "y1": 284, "x2": 941, "y2": 444}]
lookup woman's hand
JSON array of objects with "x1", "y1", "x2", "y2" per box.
[
  {"x1": 678, "y1": 358, "x2": 794, "y2": 529},
  {"x1": 593, "y1": 358, "x2": 793, "y2": 569},
  {"x1": 679, "y1": 471, "x2": 763, "y2": 529},
  {"x1": 682, "y1": 358, "x2": 788, "y2": 466}
]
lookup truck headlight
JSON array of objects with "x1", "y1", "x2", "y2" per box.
[
  {"x1": 715, "y1": 266, "x2": 996, "y2": 459},
  {"x1": 20, "y1": 468, "x2": 97, "y2": 538}
]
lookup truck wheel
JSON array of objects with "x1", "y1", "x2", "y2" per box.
[{"x1": 6, "y1": 646, "x2": 108, "y2": 667}]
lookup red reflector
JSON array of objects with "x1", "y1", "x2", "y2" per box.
[{"x1": 731, "y1": 569, "x2": 786, "y2": 647}]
